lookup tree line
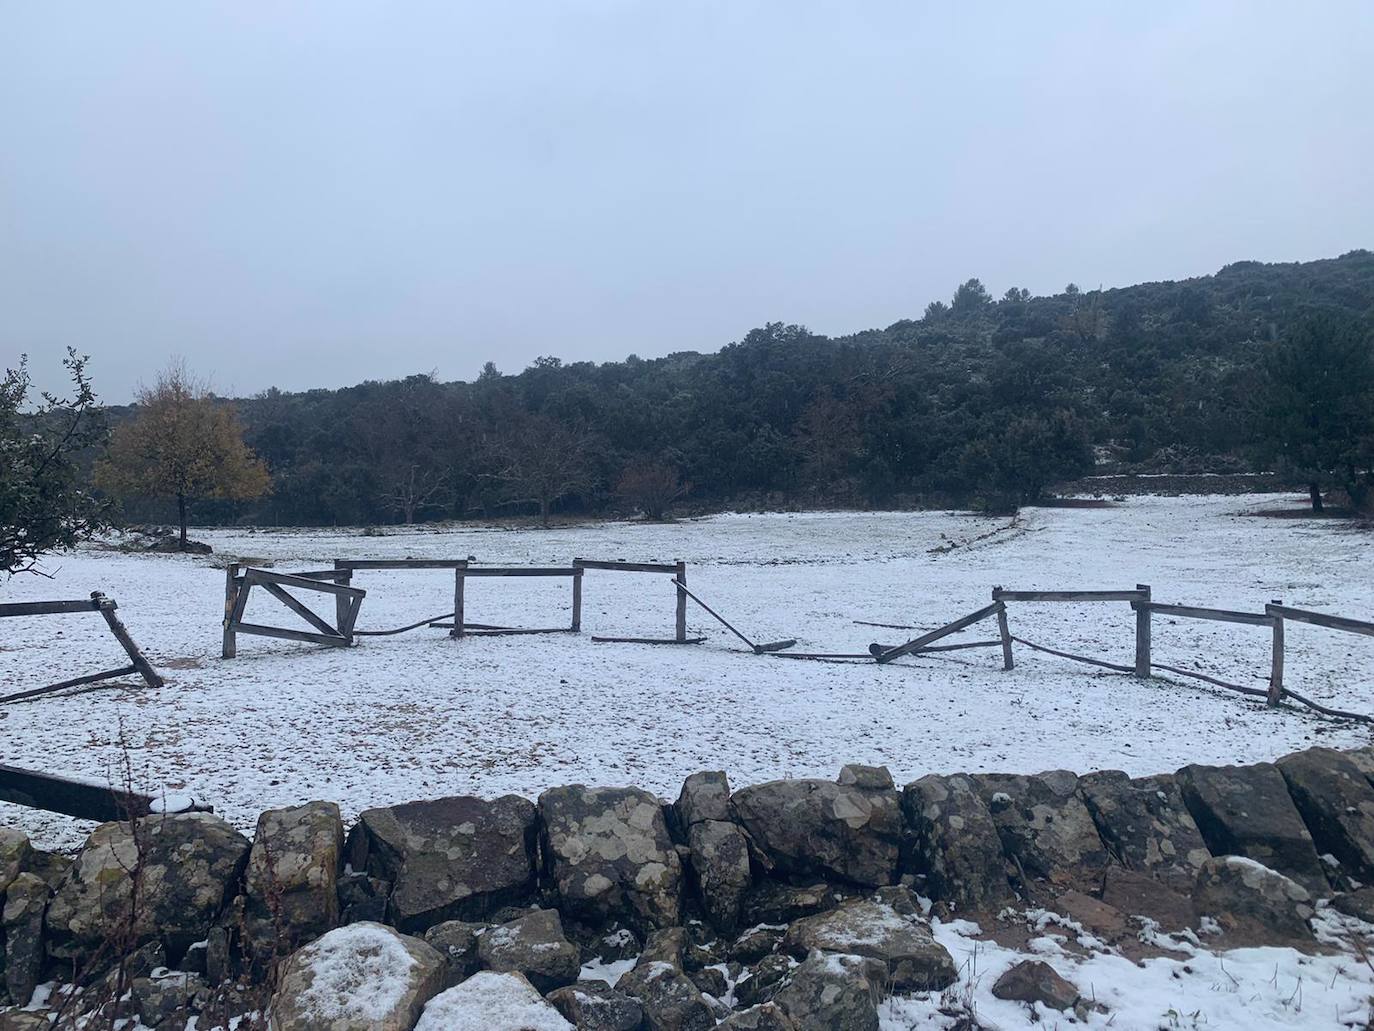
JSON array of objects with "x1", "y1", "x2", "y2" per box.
[{"x1": 4, "y1": 250, "x2": 1373, "y2": 561}]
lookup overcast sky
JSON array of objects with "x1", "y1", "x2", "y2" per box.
[{"x1": 3, "y1": 2, "x2": 1371, "y2": 403}]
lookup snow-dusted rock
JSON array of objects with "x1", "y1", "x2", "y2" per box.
[
  {"x1": 780, "y1": 893, "x2": 956, "y2": 991},
  {"x1": 423, "y1": 918, "x2": 485, "y2": 984},
  {"x1": 349, "y1": 794, "x2": 538, "y2": 932},
  {"x1": 687, "y1": 818, "x2": 752, "y2": 931},
  {"x1": 616, "y1": 959, "x2": 718, "y2": 1031},
  {"x1": 972, "y1": 770, "x2": 1110, "y2": 889},
  {"x1": 1193, "y1": 855, "x2": 1315, "y2": 943},
  {"x1": 45, "y1": 812, "x2": 250, "y2": 965},
  {"x1": 729, "y1": 923, "x2": 786, "y2": 963},
  {"x1": 546, "y1": 980, "x2": 645, "y2": 1031},
  {"x1": 734, "y1": 953, "x2": 794, "y2": 1008},
  {"x1": 267, "y1": 921, "x2": 446, "y2": 1031},
  {"x1": 730, "y1": 772, "x2": 901, "y2": 888},
  {"x1": 538, "y1": 785, "x2": 684, "y2": 931},
  {"x1": 131, "y1": 970, "x2": 207, "y2": 1027},
  {"x1": 675, "y1": 771, "x2": 732, "y2": 828},
  {"x1": 1277, "y1": 746, "x2": 1374, "y2": 883},
  {"x1": 1177, "y1": 762, "x2": 1329, "y2": 895},
  {"x1": 717, "y1": 1002, "x2": 798, "y2": 1030},
  {"x1": 901, "y1": 773, "x2": 1012, "y2": 910},
  {"x1": 1079, "y1": 770, "x2": 1211, "y2": 894},
  {"x1": 415, "y1": 970, "x2": 572, "y2": 1031},
  {"x1": 741, "y1": 881, "x2": 848, "y2": 926},
  {"x1": 244, "y1": 800, "x2": 344, "y2": 964},
  {"x1": 772, "y1": 951, "x2": 884, "y2": 1031},
  {"x1": 991, "y1": 958, "x2": 1081, "y2": 1012},
  {"x1": 2, "y1": 872, "x2": 48, "y2": 1006},
  {"x1": 476, "y1": 908, "x2": 581, "y2": 992}
]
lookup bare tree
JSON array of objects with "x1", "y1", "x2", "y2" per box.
[
  {"x1": 487, "y1": 416, "x2": 594, "y2": 526},
  {"x1": 615, "y1": 460, "x2": 687, "y2": 520},
  {"x1": 379, "y1": 464, "x2": 450, "y2": 524}
]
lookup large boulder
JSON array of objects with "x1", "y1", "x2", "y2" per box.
[
  {"x1": 617, "y1": 959, "x2": 717, "y2": 1031},
  {"x1": 675, "y1": 771, "x2": 732, "y2": 829},
  {"x1": 773, "y1": 951, "x2": 884, "y2": 1031},
  {"x1": 687, "y1": 820, "x2": 752, "y2": 932},
  {"x1": 971, "y1": 771, "x2": 1109, "y2": 891},
  {"x1": 3, "y1": 872, "x2": 48, "y2": 1006},
  {"x1": 415, "y1": 970, "x2": 572, "y2": 1031},
  {"x1": 1078, "y1": 770, "x2": 1211, "y2": 894},
  {"x1": 901, "y1": 773, "x2": 1012, "y2": 911},
  {"x1": 243, "y1": 801, "x2": 344, "y2": 965},
  {"x1": 1176, "y1": 762, "x2": 1329, "y2": 895},
  {"x1": 538, "y1": 785, "x2": 684, "y2": 932},
  {"x1": 780, "y1": 893, "x2": 956, "y2": 991},
  {"x1": 476, "y1": 909, "x2": 581, "y2": 992},
  {"x1": 1277, "y1": 747, "x2": 1374, "y2": 883},
  {"x1": 546, "y1": 980, "x2": 645, "y2": 1031},
  {"x1": 349, "y1": 794, "x2": 538, "y2": 932},
  {"x1": 46, "y1": 813, "x2": 250, "y2": 965},
  {"x1": 267, "y1": 921, "x2": 446, "y2": 1031},
  {"x1": 1193, "y1": 856, "x2": 1315, "y2": 944},
  {"x1": 731, "y1": 768, "x2": 901, "y2": 887}
]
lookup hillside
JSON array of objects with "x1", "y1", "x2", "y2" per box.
[{"x1": 106, "y1": 250, "x2": 1374, "y2": 527}]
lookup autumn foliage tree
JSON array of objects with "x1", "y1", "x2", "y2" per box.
[{"x1": 96, "y1": 362, "x2": 271, "y2": 548}]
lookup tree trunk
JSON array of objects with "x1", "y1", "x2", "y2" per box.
[
  {"x1": 539, "y1": 496, "x2": 550, "y2": 527},
  {"x1": 177, "y1": 494, "x2": 189, "y2": 549},
  {"x1": 1309, "y1": 483, "x2": 1324, "y2": 512}
]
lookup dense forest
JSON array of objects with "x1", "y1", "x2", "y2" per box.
[{"x1": 95, "y1": 251, "x2": 1374, "y2": 527}]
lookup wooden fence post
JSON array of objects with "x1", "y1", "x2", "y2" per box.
[
  {"x1": 1134, "y1": 584, "x2": 1151, "y2": 678},
  {"x1": 571, "y1": 564, "x2": 583, "y2": 632},
  {"x1": 333, "y1": 560, "x2": 352, "y2": 634},
  {"x1": 674, "y1": 561, "x2": 688, "y2": 643},
  {"x1": 994, "y1": 588, "x2": 1014, "y2": 670},
  {"x1": 222, "y1": 563, "x2": 239, "y2": 659},
  {"x1": 95, "y1": 594, "x2": 165, "y2": 688},
  {"x1": 450, "y1": 563, "x2": 466, "y2": 639},
  {"x1": 1268, "y1": 599, "x2": 1285, "y2": 706}
]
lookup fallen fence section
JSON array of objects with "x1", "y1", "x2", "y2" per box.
[
  {"x1": 870, "y1": 600, "x2": 1010, "y2": 667},
  {"x1": 223, "y1": 565, "x2": 365, "y2": 658},
  {"x1": 994, "y1": 585, "x2": 1152, "y2": 677},
  {"x1": 0, "y1": 763, "x2": 211, "y2": 823},
  {"x1": 579, "y1": 559, "x2": 692, "y2": 644},
  {"x1": 0, "y1": 593, "x2": 164, "y2": 703},
  {"x1": 671, "y1": 578, "x2": 796, "y2": 654}
]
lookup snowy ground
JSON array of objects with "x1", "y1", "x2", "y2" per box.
[{"x1": 2, "y1": 493, "x2": 1372, "y2": 855}]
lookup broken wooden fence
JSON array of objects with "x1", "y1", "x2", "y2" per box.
[
  {"x1": 222, "y1": 564, "x2": 365, "y2": 658},
  {"x1": 0, "y1": 763, "x2": 210, "y2": 822},
  {"x1": 575, "y1": 559, "x2": 703, "y2": 645},
  {"x1": 1, "y1": 593, "x2": 164, "y2": 703}
]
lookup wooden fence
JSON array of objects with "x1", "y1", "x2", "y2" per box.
[{"x1": 0, "y1": 763, "x2": 211, "y2": 822}]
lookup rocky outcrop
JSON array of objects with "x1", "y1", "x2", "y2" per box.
[
  {"x1": 1277, "y1": 747, "x2": 1374, "y2": 883},
  {"x1": 1078, "y1": 770, "x2": 1211, "y2": 894},
  {"x1": 780, "y1": 892, "x2": 956, "y2": 991},
  {"x1": 731, "y1": 767, "x2": 901, "y2": 887},
  {"x1": 1177, "y1": 762, "x2": 1329, "y2": 895},
  {"x1": 972, "y1": 770, "x2": 1110, "y2": 889},
  {"x1": 539, "y1": 785, "x2": 684, "y2": 932},
  {"x1": 46, "y1": 813, "x2": 250, "y2": 965},
  {"x1": 773, "y1": 951, "x2": 884, "y2": 1031},
  {"x1": 349, "y1": 794, "x2": 538, "y2": 932},
  {"x1": 243, "y1": 801, "x2": 344, "y2": 964},
  {"x1": 476, "y1": 909, "x2": 582, "y2": 992},
  {"x1": 1193, "y1": 856, "x2": 1315, "y2": 944},
  {"x1": 415, "y1": 971, "x2": 572, "y2": 1031},
  {"x1": 901, "y1": 773, "x2": 1012, "y2": 910},
  {"x1": 267, "y1": 922, "x2": 446, "y2": 1031}
]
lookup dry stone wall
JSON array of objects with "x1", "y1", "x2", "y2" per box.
[{"x1": 3, "y1": 745, "x2": 1374, "y2": 1028}]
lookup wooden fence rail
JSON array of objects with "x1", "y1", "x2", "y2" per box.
[{"x1": 0, "y1": 763, "x2": 210, "y2": 822}]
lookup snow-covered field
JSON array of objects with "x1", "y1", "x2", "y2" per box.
[{"x1": 2, "y1": 494, "x2": 1372, "y2": 854}]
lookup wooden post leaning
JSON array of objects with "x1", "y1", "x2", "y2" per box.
[{"x1": 993, "y1": 587, "x2": 1014, "y2": 670}]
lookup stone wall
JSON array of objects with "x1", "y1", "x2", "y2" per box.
[{"x1": 4, "y1": 744, "x2": 1374, "y2": 1029}]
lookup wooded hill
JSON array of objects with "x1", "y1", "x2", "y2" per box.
[{"x1": 105, "y1": 250, "x2": 1374, "y2": 526}]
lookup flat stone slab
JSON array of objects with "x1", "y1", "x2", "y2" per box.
[{"x1": 1277, "y1": 747, "x2": 1374, "y2": 884}]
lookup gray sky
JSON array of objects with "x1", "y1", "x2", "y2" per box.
[{"x1": 4, "y1": 2, "x2": 1372, "y2": 403}]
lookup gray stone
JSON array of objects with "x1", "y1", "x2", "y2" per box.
[
  {"x1": 1331, "y1": 887, "x2": 1374, "y2": 923},
  {"x1": 676, "y1": 772, "x2": 732, "y2": 828},
  {"x1": 687, "y1": 819, "x2": 751, "y2": 932},
  {"x1": 901, "y1": 773, "x2": 1012, "y2": 911},
  {"x1": 206, "y1": 925, "x2": 232, "y2": 986},
  {"x1": 971, "y1": 771, "x2": 1110, "y2": 889},
  {"x1": 350, "y1": 794, "x2": 538, "y2": 932},
  {"x1": 2, "y1": 872, "x2": 48, "y2": 1006},
  {"x1": 0, "y1": 1014, "x2": 53, "y2": 1031},
  {"x1": 780, "y1": 896, "x2": 956, "y2": 991},
  {"x1": 742, "y1": 881, "x2": 847, "y2": 926},
  {"x1": 639, "y1": 926, "x2": 689, "y2": 968},
  {"x1": 837, "y1": 765, "x2": 894, "y2": 791},
  {"x1": 46, "y1": 813, "x2": 250, "y2": 965},
  {"x1": 1078, "y1": 770, "x2": 1211, "y2": 894},
  {"x1": 539, "y1": 785, "x2": 684, "y2": 932},
  {"x1": 690, "y1": 965, "x2": 727, "y2": 998},
  {"x1": 734, "y1": 953, "x2": 794, "y2": 1008},
  {"x1": 617, "y1": 959, "x2": 717, "y2": 1031},
  {"x1": 132, "y1": 970, "x2": 206, "y2": 1027},
  {"x1": 1177, "y1": 762, "x2": 1329, "y2": 895},
  {"x1": 476, "y1": 908, "x2": 581, "y2": 992},
  {"x1": 244, "y1": 801, "x2": 344, "y2": 965},
  {"x1": 267, "y1": 921, "x2": 446, "y2": 1031},
  {"x1": 773, "y1": 951, "x2": 883, "y2": 1031},
  {"x1": 546, "y1": 980, "x2": 645, "y2": 1031},
  {"x1": 731, "y1": 774, "x2": 901, "y2": 887},
  {"x1": 730, "y1": 923, "x2": 786, "y2": 963},
  {"x1": 1278, "y1": 747, "x2": 1374, "y2": 882},
  {"x1": 415, "y1": 971, "x2": 572, "y2": 1031},
  {"x1": 0, "y1": 829, "x2": 33, "y2": 895},
  {"x1": 718, "y1": 1003, "x2": 798, "y2": 1030},
  {"x1": 1193, "y1": 856, "x2": 1315, "y2": 944},
  {"x1": 422, "y1": 919, "x2": 485, "y2": 984},
  {"x1": 1343, "y1": 746, "x2": 1374, "y2": 785},
  {"x1": 991, "y1": 959, "x2": 1080, "y2": 1011}
]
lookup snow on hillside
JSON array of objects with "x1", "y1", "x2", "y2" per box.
[{"x1": 2, "y1": 494, "x2": 1372, "y2": 852}]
